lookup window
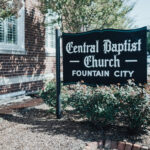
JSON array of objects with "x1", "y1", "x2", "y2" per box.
[
  {"x1": 45, "y1": 10, "x2": 59, "y2": 56},
  {"x1": 0, "y1": 1, "x2": 25, "y2": 55},
  {"x1": 45, "y1": 20, "x2": 56, "y2": 54},
  {"x1": 0, "y1": 16, "x2": 17, "y2": 44},
  {"x1": 0, "y1": 20, "x2": 4, "y2": 42}
]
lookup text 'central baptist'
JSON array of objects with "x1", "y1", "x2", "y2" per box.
[{"x1": 66, "y1": 39, "x2": 142, "y2": 55}]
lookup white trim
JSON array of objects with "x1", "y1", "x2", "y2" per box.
[
  {"x1": 0, "y1": 91, "x2": 32, "y2": 105},
  {"x1": 0, "y1": 74, "x2": 54, "y2": 86},
  {"x1": 0, "y1": 1, "x2": 25, "y2": 54},
  {"x1": 0, "y1": 91, "x2": 25, "y2": 99},
  {"x1": 45, "y1": 10, "x2": 60, "y2": 56},
  {"x1": 45, "y1": 47, "x2": 56, "y2": 56},
  {"x1": 45, "y1": 38, "x2": 62, "y2": 57},
  {"x1": 0, "y1": 49, "x2": 26, "y2": 55},
  {"x1": 46, "y1": 52, "x2": 55, "y2": 56}
]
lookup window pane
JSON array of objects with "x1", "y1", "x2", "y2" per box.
[
  {"x1": 6, "y1": 16, "x2": 17, "y2": 44},
  {"x1": 46, "y1": 26, "x2": 55, "y2": 49},
  {"x1": 45, "y1": 10, "x2": 58, "y2": 51},
  {"x1": 0, "y1": 19, "x2": 4, "y2": 42}
]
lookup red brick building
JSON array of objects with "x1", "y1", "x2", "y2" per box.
[{"x1": 0, "y1": 0, "x2": 56, "y2": 98}]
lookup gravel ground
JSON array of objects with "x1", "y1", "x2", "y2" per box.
[
  {"x1": 0, "y1": 104, "x2": 92, "y2": 150},
  {"x1": 0, "y1": 120, "x2": 84, "y2": 150},
  {"x1": 0, "y1": 102, "x2": 150, "y2": 150}
]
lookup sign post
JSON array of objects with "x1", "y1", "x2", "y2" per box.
[
  {"x1": 56, "y1": 28, "x2": 61, "y2": 119},
  {"x1": 62, "y1": 27, "x2": 147, "y2": 85}
]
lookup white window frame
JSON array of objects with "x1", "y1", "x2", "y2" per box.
[
  {"x1": 0, "y1": 1, "x2": 25, "y2": 55},
  {"x1": 45, "y1": 10, "x2": 59, "y2": 56}
]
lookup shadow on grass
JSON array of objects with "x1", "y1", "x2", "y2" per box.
[{"x1": 0, "y1": 107, "x2": 148, "y2": 144}]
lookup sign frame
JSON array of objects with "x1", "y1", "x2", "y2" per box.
[{"x1": 62, "y1": 27, "x2": 147, "y2": 85}]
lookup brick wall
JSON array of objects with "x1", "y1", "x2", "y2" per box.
[{"x1": 0, "y1": 0, "x2": 55, "y2": 96}]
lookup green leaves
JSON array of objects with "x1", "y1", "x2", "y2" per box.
[
  {"x1": 1, "y1": 0, "x2": 135, "y2": 31},
  {"x1": 40, "y1": 0, "x2": 135, "y2": 32},
  {"x1": 66, "y1": 80, "x2": 150, "y2": 133},
  {"x1": 0, "y1": 0, "x2": 23, "y2": 19},
  {"x1": 39, "y1": 79, "x2": 150, "y2": 134}
]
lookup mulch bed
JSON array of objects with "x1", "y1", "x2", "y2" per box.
[{"x1": 0, "y1": 98, "x2": 150, "y2": 150}]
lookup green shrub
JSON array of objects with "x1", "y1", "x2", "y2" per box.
[
  {"x1": 39, "y1": 80, "x2": 69, "y2": 113},
  {"x1": 67, "y1": 81, "x2": 150, "y2": 133},
  {"x1": 39, "y1": 80, "x2": 57, "y2": 113},
  {"x1": 114, "y1": 81, "x2": 150, "y2": 133},
  {"x1": 67, "y1": 83, "x2": 120, "y2": 127},
  {"x1": 39, "y1": 79, "x2": 150, "y2": 133}
]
